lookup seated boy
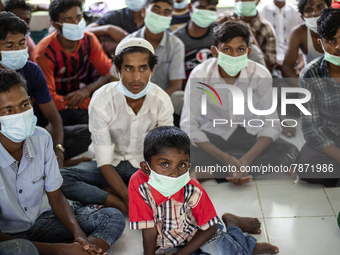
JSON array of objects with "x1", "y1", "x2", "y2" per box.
[
  {"x1": 180, "y1": 20, "x2": 299, "y2": 185},
  {"x1": 33, "y1": 0, "x2": 113, "y2": 126},
  {"x1": 0, "y1": 69, "x2": 125, "y2": 255},
  {"x1": 129, "y1": 126, "x2": 279, "y2": 254}
]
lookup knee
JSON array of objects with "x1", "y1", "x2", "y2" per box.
[{"x1": 100, "y1": 207, "x2": 126, "y2": 231}]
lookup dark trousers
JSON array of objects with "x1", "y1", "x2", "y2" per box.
[
  {"x1": 63, "y1": 125, "x2": 91, "y2": 159},
  {"x1": 297, "y1": 143, "x2": 340, "y2": 187},
  {"x1": 191, "y1": 126, "x2": 299, "y2": 180}
]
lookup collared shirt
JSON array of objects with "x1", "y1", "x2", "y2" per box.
[
  {"x1": 88, "y1": 81, "x2": 174, "y2": 169},
  {"x1": 233, "y1": 12, "x2": 277, "y2": 67},
  {"x1": 128, "y1": 169, "x2": 219, "y2": 251},
  {"x1": 257, "y1": 2, "x2": 303, "y2": 62},
  {"x1": 124, "y1": 27, "x2": 186, "y2": 90},
  {"x1": 180, "y1": 58, "x2": 281, "y2": 146},
  {"x1": 0, "y1": 127, "x2": 63, "y2": 234},
  {"x1": 299, "y1": 57, "x2": 340, "y2": 151},
  {"x1": 95, "y1": 7, "x2": 143, "y2": 34}
]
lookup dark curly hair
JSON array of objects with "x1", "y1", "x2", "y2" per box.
[
  {"x1": 0, "y1": 11, "x2": 29, "y2": 40},
  {"x1": 0, "y1": 69, "x2": 27, "y2": 93},
  {"x1": 144, "y1": 126, "x2": 190, "y2": 164},
  {"x1": 213, "y1": 20, "x2": 250, "y2": 47},
  {"x1": 49, "y1": 0, "x2": 83, "y2": 22},
  {"x1": 317, "y1": 8, "x2": 340, "y2": 39},
  {"x1": 3, "y1": 0, "x2": 32, "y2": 12}
]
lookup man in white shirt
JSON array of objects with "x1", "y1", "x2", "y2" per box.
[
  {"x1": 180, "y1": 21, "x2": 299, "y2": 185},
  {"x1": 257, "y1": 0, "x2": 303, "y2": 66},
  {"x1": 60, "y1": 38, "x2": 174, "y2": 213}
]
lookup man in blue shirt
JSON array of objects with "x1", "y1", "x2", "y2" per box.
[
  {"x1": 0, "y1": 11, "x2": 91, "y2": 167},
  {"x1": 0, "y1": 69, "x2": 125, "y2": 255}
]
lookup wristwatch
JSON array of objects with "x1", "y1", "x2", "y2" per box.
[{"x1": 55, "y1": 144, "x2": 65, "y2": 153}]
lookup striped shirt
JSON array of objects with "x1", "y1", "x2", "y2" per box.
[
  {"x1": 299, "y1": 57, "x2": 340, "y2": 151},
  {"x1": 232, "y1": 12, "x2": 277, "y2": 67},
  {"x1": 33, "y1": 31, "x2": 112, "y2": 110},
  {"x1": 129, "y1": 169, "x2": 219, "y2": 251}
]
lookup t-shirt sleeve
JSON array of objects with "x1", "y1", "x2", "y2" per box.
[
  {"x1": 88, "y1": 33, "x2": 112, "y2": 75},
  {"x1": 22, "y1": 62, "x2": 52, "y2": 104},
  {"x1": 188, "y1": 180, "x2": 219, "y2": 231},
  {"x1": 129, "y1": 171, "x2": 155, "y2": 230},
  {"x1": 95, "y1": 10, "x2": 119, "y2": 26}
]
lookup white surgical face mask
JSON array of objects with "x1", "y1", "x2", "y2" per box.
[
  {"x1": 57, "y1": 18, "x2": 86, "y2": 41},
  {"x1": 125, "y1": 0, "x2": 145, "y2": 11},
  {"x1": 116, "y1": 74, "x2": 154, "y2": 99},
  {"x1": 146, "y1": 162, "x2": 191, "y2": 197},
  {"x1": 304, "y1": 16, "x2": 319, "y2": 34},
  {"x1": 320, "y1": 40, "x2": 340, "y2": 66},
  {"x1": 144, "y1": 11, "x2": 172, "y2": 34},
  {"x1": 0, "y1": 108, "x2": 37, "y2": 143},
  {"x1": 216, "y1": 48, "x2": 249, "y2": 76},
  {"x1": 0, "y1": 48, "x2": 29, "y2": 70}
]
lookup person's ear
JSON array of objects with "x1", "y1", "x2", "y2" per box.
[
  {"x1": 300, "y1": 14, "x2": 305, "y2": 21},
  {"x1": 141, "y1": 6, "x2": 146, "y2": 18},
  {"x1": 317, "y1": 38, "x2": 322, "y2": 46},
  {"x1": 211, "y1": 45, "x2": 218, "y2": 58},
  {"x1": 115, "y1": 66, "x2": 121, "y2": 78},
  {"x1": 188, "y1": 3, "x2": 192, "y2": 12},
  {"x1": 52, "y1": 21, "x2": 61, "y2": 33},
  {"x1": 140, "y1": 161, "x2": 151, "y2": 176},
  {"x1": 247, "y1": 46, "x2": 252, "y2": 57}
]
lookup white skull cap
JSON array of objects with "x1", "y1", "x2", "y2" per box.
[{"x1": 115, "y1": 37, "x2": 155, "y2": 55}]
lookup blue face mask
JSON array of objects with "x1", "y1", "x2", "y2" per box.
[
  {"x1": 58, "y1": 18, "x2": 86, "y2": 41},
  {"x1": 146, "y1": 162, "x2": 191, "y2": 197},
  {"x1": 116, "y1": 78, "x2": 154, "y2": 100},
  {"x1": 174, "y1": 0, "x2": 188, "y2": 9},
  {"x1": 0, "y1": 48, "x2": 29, "y2": 70},
  {"x1": 0, "y1": 108, "x2": 37, "y2": 143},
  {"x1": 126, "y1": 0, "x2": 145, "y2": 12}
]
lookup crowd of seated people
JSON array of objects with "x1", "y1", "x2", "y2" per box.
[{"x1": 1, "y1": 0, "x2": 340, "y2": 254}]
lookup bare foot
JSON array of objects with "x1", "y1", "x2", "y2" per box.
[
  {"x1": 63, "y1": 157, "x2": 92, "y2": 167},
  {"x1": 281, "y1": 126, "x2": 296, "y2": 138},
  {"x1": 222, "y1": 213, "x2": 261, "y2": 234},
  {"x1": 286, "y1": 167, "x2": 297, "y2": 178},
  {"x1": 253, "y1": 242, "x2": 279, "y2": 254}
]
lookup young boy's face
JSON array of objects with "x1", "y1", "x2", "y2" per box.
[
  {"x1": 319, "y1": 27, "x2": 340, "y2": 57},
  {"x1": 302, "y1": 0, "x2": 328, "y2": 18},
  {"x1": 11, "y1": 8, "x2": 32, "y2": 26},
  {"x1": 117, "y1": 51, "x2": 154, "y2": 94},
  {"x1": 191, "y1": 1, "x2": 217, "y2": 11},
  {"x1": 0, "y1": 85, "x2": 31, "y2": 129},
  {"x1": 145, "y1": 1, "x2": 173, "y2": 17},
  {"x1": 142, "y1": 147, "x2": 190, "y2": 178},
  {"x1": 0, "y1": 32, "x2": 27, "y2": 67},
  {"x1": 212, "y1": 36, "x2": 250, "y2": 58}
]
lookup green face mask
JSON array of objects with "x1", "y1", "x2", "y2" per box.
[
  {"x1": 234, "y1": 1, "x2": 257, "y2": 17},
  {"x1": 146, "y1": 162, "x2": 191, "y2": 197},
  {"x1": 145, "y1": 11, "x2": 172, "y2": 34},
  {"x1": 320, "y1": 40, "x2": 340, "y2": 66},
  {"x1": 191, "y1": 7, "x2": 217, "y2": 28},
  {"x1": 216, "y1": 48, "x2": 249, "y2": 76}
]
